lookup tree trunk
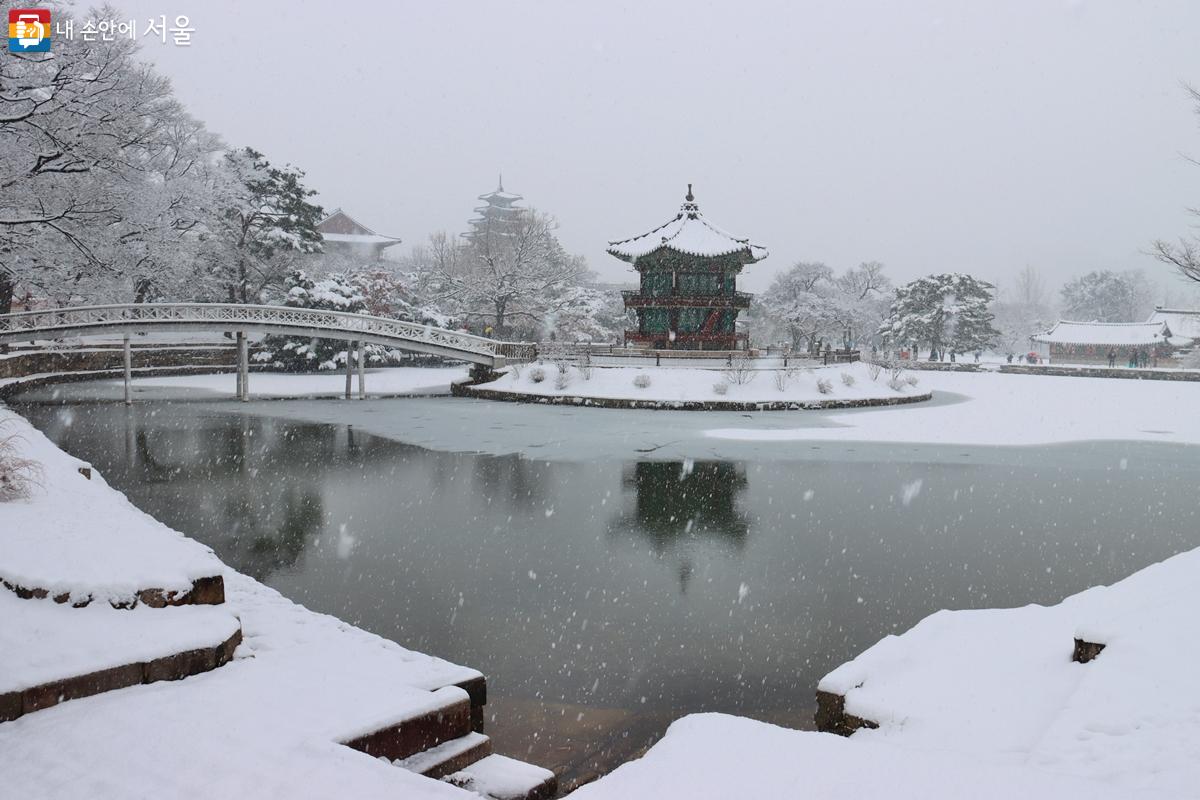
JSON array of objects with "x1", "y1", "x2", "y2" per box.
[
  {"x1": 493, "y1": 300, "x2": 506, "y2": 337},
  {"x1": 0, "y1": 271, "x2": 13, "y2": 317},
  {"x1": 0, "y1": 270, "x2": 12, "y2": 355}
]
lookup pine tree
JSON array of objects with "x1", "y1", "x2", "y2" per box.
[
  {"x1": 258, "y1": 271, "x2": 368, "y2": 372},
  {"x1": 206, "y1": 148, "x2": 325, "y2": 303},
  {"x1": 878, "y1": 273, "x2": 999, "y2": 355}
]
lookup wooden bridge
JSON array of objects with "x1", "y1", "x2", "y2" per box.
[{"x1": 0, "y1": 303, "x2": 533, "y2": 402}]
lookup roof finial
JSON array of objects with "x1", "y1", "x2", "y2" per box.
[
  {"x1": 498, "y1": 172, "x2": 504, "y2": 192},
  {"x1": 686, "y1": 183, "x2": 694, "y2": 202}
]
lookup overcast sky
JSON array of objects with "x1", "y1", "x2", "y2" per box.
[{"x1": 116, "y1": 0, "x2": 1200, "y2": 299}]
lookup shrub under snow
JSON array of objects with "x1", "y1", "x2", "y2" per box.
[
  {"x1": 529, "y1": 367, "x2": 546, "y2": 383},
  {"x1": 816, "y1": 378, "x2": 833, "y2": 395},
  {"x1": 713, "y1": 381, "x2": 730, "y2": 396},
  {"x1": 0, "y1": 420, "x2": 43, "y2": 502},
  {"x1": 841, "y1": 372, "x2": 856, "y2": 387},
  {"x1": 633, "y1": 373, "x2": 651, "y2": 389}
]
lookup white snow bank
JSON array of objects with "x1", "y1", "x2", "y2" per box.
[
  {"x1": 110, "y1": 365, "x2": 469, "y2": 399},
  {"x1": 568, "y1": 713, "x2": 1150, "y2": 800},
  {"x1": 0, "y1": 589, "x2": 239, "y2": 692},
  {"x1": 478, "y1": 361, "x2": 920, "y2": 404},
  {"x1": 706, "y1": 368, "x2": 1200, "y2": 446},
  {"x1": 0, "y1": 409, "x2": 223, "y2": 605},
  {"x1": 819, "y1": 545, "x2": 1200, "y2": 796}
]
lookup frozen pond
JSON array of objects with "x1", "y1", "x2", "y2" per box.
[{"x1": 12, "y1": 391, "x2": 1200, "y2": 787}]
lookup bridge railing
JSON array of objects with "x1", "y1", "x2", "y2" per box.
[{"x1": 0, "y1": 303, "x2": 507, "y2": 359}]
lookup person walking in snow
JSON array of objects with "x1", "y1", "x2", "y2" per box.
[{"x1": 1107, "y1": 349, "x2": 1116, "y2": 368}]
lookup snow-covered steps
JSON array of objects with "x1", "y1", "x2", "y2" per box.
[
  {"x1": 395, "y1": 731, "x2": 494, "y2": 779},
  {"x1": 0, "y1": 590, "x2": 241, "y2": 722},
  {"x1": 342, "y1": 689, "x2": 474, "y2": 762},
  {"x1": 445, "y1": 754, "x2": 558, "y2": 800}
]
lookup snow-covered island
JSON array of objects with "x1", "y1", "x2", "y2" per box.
[{"x1": 461, "y1": 360, "x2": 930, "y2": 410}]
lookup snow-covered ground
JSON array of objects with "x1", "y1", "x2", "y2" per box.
[
  {"x1": 114, "y1": 365, "x2": 470, "y2": 399},
  {"x1": 475, "y1": 360, "x2": 923, "y2": 405},
  {"x1": 705, "y1": 368, "x2": 1200, "y2": 447},
  {"x1": 820, "y1": 543, "x2": 1200, "y2": 796},
  {"x1": 0, "y1": 365, "x2": 470, "y2": 402},
  {"x1": 0, "y1": 417, "x2": 223, "y2": 606},
  {"x1": 0, "y1": 407, "x2": 550, "y2": 799},
  {"x1": 568, "y1": 713, "x2": 1158, "y2": 800}
]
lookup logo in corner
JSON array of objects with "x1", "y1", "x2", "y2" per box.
[{"x1": 9, "y1": 8, "x2": 51, "y2": 53}]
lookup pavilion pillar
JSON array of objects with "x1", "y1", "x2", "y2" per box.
[
  {"x1": 356, "y1": 340, "x2": 366, "y2": 399},
  {"x1": 344, "y1": 344, "x2": 353, "y2": 400},
  {"x1": 122, "y1": 334, "x2": 132, "y2": 406}
]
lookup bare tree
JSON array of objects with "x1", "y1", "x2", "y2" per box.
[
  {"x1": 1151, "y1": 84, "x2": 1200, "y2": 284},
  {"x1": 433, "y1": 209, "x2": 586, "y2": 335},
  {"x1": 1013, "y1": 264, "x2": 1048, "y2": 309}
]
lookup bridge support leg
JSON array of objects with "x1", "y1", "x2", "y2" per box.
[
  {"x1": 357, "y1": 340, "x2": 366, "y2": 399},
  {"x1": 123, "y1": 334, "x2": 132, "y2": 406},
  {"x1": 237, "y1": 332, "x2": 249, "y2": 402},
  {"x1": 344, "y1": 345, "x2": 353, "y2": 400},
  {"x1": 235, "y1": 333, "x2": 244, "y2": 399}
]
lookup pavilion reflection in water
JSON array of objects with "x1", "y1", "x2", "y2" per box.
[{"x1": 609, "y1": 461, "x2": 750, "y2": 592}]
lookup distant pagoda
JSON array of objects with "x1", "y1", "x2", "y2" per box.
[
  {"x1": 464, "y1": 176, "x2": 524, "y2": 241},
  {"x1": 608, "y1": 185, "x2": 767, "y2": 351}
]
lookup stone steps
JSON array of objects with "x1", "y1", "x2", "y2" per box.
[
  {"x1": 1, "y1": 574, "x2": 225, "y2": 608},
  {"x1": 445, "y1": 753, "x2": 559, "y2": 800},
  {"x1": 1, "y1": 626, "x2": 241, "y2": 723},
  {"x1": 342, "y1": 691, "x2": 474, "y2": 761},
  {"x1": 395, "y1": 731, "x2": 494, "y2": 779}
]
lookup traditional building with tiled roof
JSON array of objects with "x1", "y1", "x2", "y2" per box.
[
  {"x1": 609, "y1": 185, "x2": 767, "y2": 351},
  {"x1": 317, "y1": 209, "x2": 401, "y2": 261},
  {"x1": 1032, "y1": 319, "x2": 1192, "y2": 365}
]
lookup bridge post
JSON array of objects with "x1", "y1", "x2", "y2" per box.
[
  {"x1": 123, "y1": 334, "x2": 132, "y2": 406},
  {"x1": 344, "y1": 345, "x2": 353, "y2": 400},
  {"x1": 235, "y1": 332, "x2": 244, "y2": 400},
  {"x1": 237, "y1": 332, "x2": 250, "y2": 402},
  {"x1": 356, "y1": 340, "x2": 366, "y2": 399}
]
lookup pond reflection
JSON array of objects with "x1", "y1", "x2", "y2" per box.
[{"x1": 14, "y1": 398, "x2": 1200, "y2": 787}]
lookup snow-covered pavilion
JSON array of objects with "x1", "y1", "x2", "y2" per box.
[
  {"x1": 317, "y1": 209, "x2": 401, "y2": 261},
  {"x1": 609, "y1": 185, "x2": 767, "y2": 351},
  {"x1": 1031, "y1": 319, "x2": 1190, "y2": 365}
]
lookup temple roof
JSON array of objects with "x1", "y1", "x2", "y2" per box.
[
  {"x1": 320, "y1": 232, "x2": 401, "y2": 246},
  {"x1": 607, "y1": 185, "x2": 768, "y2": 264},
  {"x1": 477, "y1": 175, "x2": 523, "y2": 206},
  {"x1": 1146, "y1": 307, "x2": 1200, "y2": 340},
  {"x1": 1032, "y1": 320, "x2": 1187, "y2": 347},
  {"x1": 317, "y1": 209, "x2": 400, "y2": 245}
]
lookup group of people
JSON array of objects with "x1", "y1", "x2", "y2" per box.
[{"x1": 1107, "y1": 348, "x2": 1157, "y2": 369}]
